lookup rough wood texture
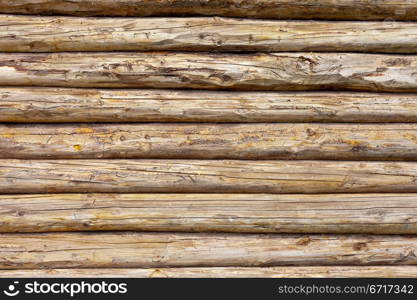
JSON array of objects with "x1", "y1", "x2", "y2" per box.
[
  {"x1": 1, "y1": 193, "x2": 417, "y2": 234},
  {"x1": 3, "y1": 160, "x2": 417, "y2": 194},
  {"x1": 0, "y1": 232, "x2": 416, "y2": 269},
  {"x1": 3, "y1": 15, "x2": 417, "y2": 53},
  {"x1": 4, "y1": 123, "x2": 417, "y2": 160},
  {"x1": 5, "y1": 88, "x2": 417, "y2": 123},
  {"x1": 1, "y1": 52, "x2": 417, "y2": 92},
  {"x1": 0, "y1": 0, "x2": 416, "y2": 20},
  {"x1": 2, "y1": 266, "x2": 417, "y2": 278}
]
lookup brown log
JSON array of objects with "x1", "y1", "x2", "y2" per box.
[
  {"x1": 1, "y1": 266, "x2": 417, "y2": 278},
  {"x1": 4, "y1": 88, "x2": 417, "y2": 123},
  {"x1": 1, "y1": 52, "x2": 417, "y2": 92},
  {"x1": 2, "y1": 15, "x2": 417, "y2": 53},
  {"x1": 0, "y1": 0, "x2": 416, "y2": 20},
  {"x1": 0, "y1": 232, "x2": 416, "y2": 269},
  {"x1": 2, "y1": 159, "x2": 417, "y2": 194},
  {"x1": 3, "y1": 123, "x2": 417, "y2": 160},
  {"x1": 1, "y1": 193, "x2": 417, "y2": 234}
]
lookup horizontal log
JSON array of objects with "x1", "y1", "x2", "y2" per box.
[
  {"x1": 2, "y1": 160, "x2": 417, "y2": 194},
  {"x1": 1, "y1": 52, "x2": 417, "y2": 92},
  {"x1": 4, "y1": 123, "x2": 417, "y2": 160},
  {"x1": 3, "y1": 15, "x2": 417, "y2": 53},
  {"x1": 2, "y1": 266, "x2": 417, "y2": 278},
  {"x1": 0, "y1": 232, "x2": 416, "y2": 269},
  {"x1": 1, "y1": 193, "x2": 417, "y2": 234},
  {"x1": 0, "y1": 0, "x2": 416, "y2": 20},
  {"x1": 5, "y1": 88, "x2": 417, "y2": 123}
]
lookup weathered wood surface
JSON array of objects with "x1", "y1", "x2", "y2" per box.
[
  {"x1": 0, "y1": 232, "x2": 416, "y2": 269},
  {"x1": 4, "y1": 123, "x2": 417, "y2": 160},
  {"x1": 1, "y1": 53, "x2": 417, "y2": 92},
  {"x1": 3, "y1": 15, "x2": 417, "y2": 53},
  {"x1": 5, "y1": 88, "x2": 417, "y2": 123},
  {"x1": 3, "y1": 160, "x2": 417, "y2": 194},
  {"x1": 0, "y1": 0, "x2": 416, "y2": 20},
  {"x1": 2, "y1": 266, "x2": 417, "y2": 278},
  {"x1": 1, "y1": 193, "x2": 417, "y2": 234}
]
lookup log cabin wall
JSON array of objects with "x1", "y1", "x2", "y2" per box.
[{"x1": 1, "y1": 0, "x2": 417, "y2": 278}]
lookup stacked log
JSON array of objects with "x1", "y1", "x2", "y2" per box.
[
  {"x1": 1, "y1": 52, "x2": 417, "y2": 92},
  {"x1": 2, "y1": 15, "x2": 417, "y2": 53},
  {"x1": 1, "y1": 1, "x2": 417, "y2": 278},
  {"x1": 3, "y1": 88, "x2": 417, "y2": 123},
  {"x1": 0, "y1": 0, "x2": 416, "y2": 20},
  {"x1": 0, "y1": 193, "x2": 416, "y2": 234}
]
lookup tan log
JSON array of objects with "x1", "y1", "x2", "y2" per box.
[
  {"x1": 1, "y1": 266, "x2": 417, "y2": 278},
  {"x1": 5, "y1": 88, "x2": 417, "y2": 123},
  {"x1": 4, "y1": 123, "x2": 417, "y2": 160},
  {"x1": 1, "y1": 193, "x2": 417, "y2": 234},
  {"x1": 2, "y1": 159, "x2": 417, "y2": 194},
  {"x1": 0, "y1": 0, "x2": 416, "y2": 20},
  {"x1": 0, "y1": 232, "x2": 416, "y2": 269},
  {"x1": 1, "y1": 52, "x2": 417, "y2": 92},
  {"x1": 2, "y1": 15, "x2": 417, "y2": 53}
]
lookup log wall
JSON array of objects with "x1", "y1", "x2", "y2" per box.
[{"x1": 1, "y1": 1, "x2": 417, "y2": 278}]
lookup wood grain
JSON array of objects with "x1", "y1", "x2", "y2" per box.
[
  {"x1": 3, "y1": 123, "x2": 417, "y2": 160},
  {"x1": 1, "y1": 52, "x2": 417, "y2": 92},
  {"x1": 3, "y1": 15, "x2": 417, "y2": 53},
  {"x1": 0, "y1": 0, "x2": 416, "y2": 20},
  {"x1": 2, "y1": 160, "x2": 417, "y2": 194},
  {"x1": 5, "y1": 88, "x2": 417, "y2": 123},
  {"x1": 1, "y1": 193, "x2": 417, "y2": 234},
  {"x1": 0, "y1": 232, "x2": 416, "y2": 269},
  {"x1": 2, "y1": 266, "x2": 417, "y2": 278}
]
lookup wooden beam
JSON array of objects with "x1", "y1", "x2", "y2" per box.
[
  {"x1": 1, "y1": 193, "x2": 417, "y2": 234},
  {"x1": 1, "y1": 52, "x2": 417, "y2": 92},
  {"x1": 0, "y1": 0, "x2": 416, "y2": 20},
  {"x1": 3, "y1": 123, "x2": 417, "y2": 160},
  {"x1": 2, "y1": 15, "x2": 417, "y2": 53},
  {"x1": 0, "y1": 232, "x2": 415, "y2": 269},
  {"x1": 4, "y1": 88, "x2": 417, "y2": 123},
  {"x1": 2, "y1": 159, "x2": 417, "y2": 194},
  {"x1": 1, "y1": 266, "x2": 417, "y2": 278}
]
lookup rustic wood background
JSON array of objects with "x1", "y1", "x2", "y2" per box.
[{"x1": 1, "y1": 0, "x2": 417, "y2": 278}]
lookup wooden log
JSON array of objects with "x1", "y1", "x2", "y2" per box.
[
  {"x1": 1, "y1": 52, "x2": 417, "y2": 92},
  {"x1": 5, "y1": 88, "x2": 417, "y2": 123},
  {"x1": 2, "y1": 266, "x2": 417, "y2": 278},
  {"x1": 3, "y1": 15, "x2": 417, "y2": 53},
  {"x1": 1, "y1": 193, "x2": 417, "y2": 234},
  {"x1": 0, "y1": 232, "x2": 416, "y2": 269},
  {"x1": 2, "y1": 159, "x2": 417, "y2": 194},
  {"x1": 4, "y1": 123, "x2": 417, "y2": 160},
  {"x1": 0, "y1": 0, "x2": 416, "y2": 20}
]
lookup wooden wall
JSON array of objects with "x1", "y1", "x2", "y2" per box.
[{"x1": 1, "y1": 0, "x2": 417, "y2": 278}]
